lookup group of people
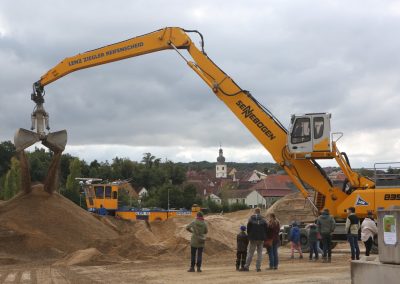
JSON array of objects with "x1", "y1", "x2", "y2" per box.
[
  {"x1": 345, "y1": 207, "x2": 378, "y2": 260},
  {"x1": 185, "y1": 208, "x2": 280, "y2": 272},
  {"x1": 236, "y1": 208, "x2": 281, "y2": 271},
  {"x1": 185, "y1": 206, "x2": 378, "y2": 272},
  {"x1": 296, "y1": 207, "x2": 378, "y2": 263}
]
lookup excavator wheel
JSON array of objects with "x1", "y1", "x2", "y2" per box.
[{"x1": 300, "y1": 229, "x2": 309, "y2": 253}]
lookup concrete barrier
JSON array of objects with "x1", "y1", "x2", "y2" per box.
[{"x1": 351, "y1": 259, "x2": 400, "y2": 284}]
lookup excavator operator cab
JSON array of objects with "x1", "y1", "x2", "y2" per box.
[{"x1": 288, "y1": 113, "x2": 333, "y2": 159}]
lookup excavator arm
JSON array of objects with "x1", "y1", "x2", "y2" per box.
[{"x1": 16, "y1": 27, "x2": 347, "y2": 214}]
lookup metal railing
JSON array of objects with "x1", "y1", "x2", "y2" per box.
[{"x1": 374, "y1": 162, "x2": 400, "y2": 188}]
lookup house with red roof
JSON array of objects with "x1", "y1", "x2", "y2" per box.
[{"x1": 248, "y1": 174, "x2": 296, "y2": 207}]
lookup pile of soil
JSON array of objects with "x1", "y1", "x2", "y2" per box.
[
  {"x1": 0, "y1": 185, "x2": 119, "y2": 262},
  {"x1": 266, "y1": 192, "x2": 316, "y2": 225},
  {"x1": 0, "y1": 155, "x2": 314, "y2": 266},
  {"x1": 92, "y1": 211, "x2": 253, "y2": 260},
  {"x1": 0, "y1": 182, "x2": 255, "y2": 265}
]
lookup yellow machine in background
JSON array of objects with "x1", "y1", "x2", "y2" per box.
[
  {"x1": 80, "y1": 178, "x2": 201, "y2": 221},
  {"x1": 115, "y1": 205, "x2": 200, "y2": 222}
]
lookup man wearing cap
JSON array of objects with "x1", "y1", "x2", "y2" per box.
[
  {"x1": 186, "y1": 211, "x2": 208, "y2": 272},
  {"x1": 317, "y1": 208, "x2": 336, "y2": 262},
  {"x1": 242, "y1": 208, "x2": 268, "y2": 272}
]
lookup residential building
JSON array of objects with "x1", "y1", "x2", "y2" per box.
[
  {"x1": 206, "y1": 193, "x2": 222, "y2": 204},
  {"x1": 226, "y1": 189, "x2": 266, "y2": 208},
  {"x1": 138, "y1": 187, "x2": 148, "y2": 199},
  {"x1": 248, "y1": 175, "x2": 295, "y2": 207}
]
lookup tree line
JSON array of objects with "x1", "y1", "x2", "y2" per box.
[{"x1": 0, "y1": 141, "x2": 246, "y2": 212}]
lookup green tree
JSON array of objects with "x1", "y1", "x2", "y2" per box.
[
  {"x1": 165, "y1": 161, "x2": 186, "y2": 185},
  {"x1": 2, "y1": 157, "x2": 21, "y2": 200},
  {"x1": 0, "y1": 141, "x2": 16, "y2": 177},
  {"x1": 64, "y1": 158, "x2": 82, "y2": 205},
  {"x1": 157, "y1": 184, "x2": 184, "y2": 209},
  {"x1": 142, "y1": 153, "x2": 156, "y2": 168},
  {"x1": 27, "y1": 148, "x2": 52, "y2": 182},
  {"x1": 111, "y1": 157, "x2": 135, "y2": 180},
  {"x1": 59, "y1": 153, "x2": 75, "y2": 185},
  {"x1": 182, "y1": 184, "x2": 201, "y2": 209},
  {"x1": 203, "y1": 197, "x2": 222, "y2": 213}
]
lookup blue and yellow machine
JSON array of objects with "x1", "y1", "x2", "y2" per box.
[{"x1": 81, "y1": 179, "x2": 200, "y2": 221}]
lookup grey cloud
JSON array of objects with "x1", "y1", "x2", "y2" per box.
[{"x1": 1, "y1": 0, "x2": 399, "y2": 165}]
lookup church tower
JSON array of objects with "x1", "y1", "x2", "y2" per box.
[{"x1": 216, "y1": 147, "x2": 227, "y2": 178}]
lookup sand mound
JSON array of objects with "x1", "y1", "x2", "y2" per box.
[
  {"x1": 0, "y1": 182, "x2": 312, "y2": 264},
  {"x1": 53, "y1": 248, "x2": 102, "y2": 266},
  {"x1": 266, "y1": 192, "x2": 316, "y2": 225},
  {"x1": 88, "y1": 211, "x2": 253, "y2": 261},
  {"x1": 0, "y1": 185, "x2": 119, "y2": 261}
]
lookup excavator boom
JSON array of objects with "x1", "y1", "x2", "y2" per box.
[{"x1": 15, "y1": 27, "x2": 399, "y2": 216}]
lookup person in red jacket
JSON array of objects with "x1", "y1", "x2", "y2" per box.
[{"x1": 265, "y1": 213, "x2": 281, "y2": 269}]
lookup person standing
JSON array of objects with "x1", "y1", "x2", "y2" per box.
[
  {"x1": 361, "y1": 211, "x2": 378, "y2": 256},
  {"x1": 236, "y1": 225, "x2": 249, "y2": 271},
  {"x1": 307, "y1": 223, "x2": 319, "y2": 261},
  {"x1": 266, "y1": 213, "x2": 280, "y2": 269},
  {"x1": 317, "y1": 208, "x2": 336, "y2": 263},
  {"x1": 289, "y1": 221, "x2": 303, "y2": 259},
  {"x1": 345, "y1": 207, "x2": 360, "y2": 260},
  {"x1": 242, "y1": 208, "x2": 268, "y2": 272},
  {"x1": 186, "y1": 211, "x2": 208, "y2": 272},
  {"x1": 98, "y1": 204, "x2": 108, "y2": 216},
  {"x1": 308, "y1": 220, "x2": 323, "y2": 255}
]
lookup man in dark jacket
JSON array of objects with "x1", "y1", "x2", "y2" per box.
[
  {"x1": 242, "y1": 208, "x2": 268, "y2": 272},
  {"x1": 317, "y1": 208, "x2": 336, "y2": 262},
  {"x1": 236, "y1": 225, "x2": 249, "y2": 271}
]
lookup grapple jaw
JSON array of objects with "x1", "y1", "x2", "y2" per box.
[
  {"x1": 14, "y1": 128, "x2": 67, "y2": 153},
  {"x1": 14, "y1": 84, "x2": 67, "y2": 153}
]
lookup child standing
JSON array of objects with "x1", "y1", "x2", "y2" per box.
[
  {"x1": 289, "y1": 222, "x2": 303, "y2": 259},
  {"x1": 236, "y1": 225, "x2": 249, "y2": 271},
  {"x1": 308, "y1": 223, "x2": 319, "y2": 261}
]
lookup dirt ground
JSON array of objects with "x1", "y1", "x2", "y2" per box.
[
  {"x1": 0, "y1": 159, "x2": 355, "y2": 284},
  {"x1": 0, "y1": 246, "x2": 353, "y2": 283}
]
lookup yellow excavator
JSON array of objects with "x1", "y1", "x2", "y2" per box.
[{"x1": 15, "y1": 27, "x2": 400, "y2": 247}]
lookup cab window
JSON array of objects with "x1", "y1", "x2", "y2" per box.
[
  {"x1": 291, "y1": 117, "x2": 311, "y2": 144},
  {"x1": 95, "y1": 186, "x2": 104, "y2": 198},
  {"x1": 105, "y1": 186, "x2": 112, "y2": 198},
  {"x1": 314, "y1": 117, "x2": 324, "y2": 139}
]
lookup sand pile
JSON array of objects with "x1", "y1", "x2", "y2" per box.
[
  {"x1": 0, "y1": 185, "x2": 119, "y2": 261},
  {"x1": 266, "y1": 192, "x2": 316, "y2": 225},
  {"x1": 88, "y1": 210, "x2": 254, "y2": 261},
  {"x1": 0, "y1": 179, "x2": 313, "y2": 265}
]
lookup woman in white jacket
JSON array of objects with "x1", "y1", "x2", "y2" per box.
[{"x1": 361, "y1": 212, "x2": 378, "y2": 256}]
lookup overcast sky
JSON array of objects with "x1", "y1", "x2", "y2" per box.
[{"x1": 1, "y1": 0, "x2": 400, "y2": 168}]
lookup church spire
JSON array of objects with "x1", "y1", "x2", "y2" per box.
[
  {"x1": 216, "y1": 145, "x2": 227, "y2": 178},
  {"x1": 217, "y1": 147, "x2": 225, "y2": 164}
]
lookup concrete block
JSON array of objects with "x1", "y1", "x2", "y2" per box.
[{"x1": 351, "y1": 259, "x2": 400, "y2": 284}]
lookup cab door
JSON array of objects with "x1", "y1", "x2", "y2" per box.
[
  {"x1": 312, "y1": 114, "x2": 331, "y2": 152},
  {"x1": 289, "y1": 116, "x2": 312, "y2": 153}
]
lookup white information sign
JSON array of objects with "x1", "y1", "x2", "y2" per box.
[{"x1": 383, "y1": 215, "x2": 397, "y2": 245}]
